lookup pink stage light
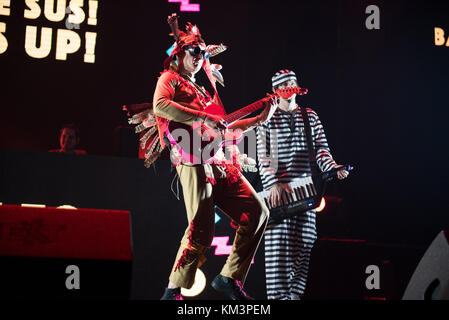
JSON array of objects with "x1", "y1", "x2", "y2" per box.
[
  {"x1": 211, "y1": 236, "x2": 254, "y2": 264},
  {"x1": 211, "y1": 236, "x2": 232, "y2": 255},
  {"x1": 168, "y1": 0, "x2": 200, "y2": 12}
]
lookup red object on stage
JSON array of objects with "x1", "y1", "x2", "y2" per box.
[{"x1": 0, "y1": 205, "x2": 132, "y2": 261}]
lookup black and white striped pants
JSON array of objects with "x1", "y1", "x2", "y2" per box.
[{"x1": 264, "y1": 210, "x2": 317, "y2": 300}]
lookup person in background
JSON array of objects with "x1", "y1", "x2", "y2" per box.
[{"x1": 49, "y1": 123, "x2": 87, "y2": 155}]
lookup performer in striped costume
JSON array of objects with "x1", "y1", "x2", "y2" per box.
[{"x1": 255, "y1": 69, "x2": 349, "y2": 300}]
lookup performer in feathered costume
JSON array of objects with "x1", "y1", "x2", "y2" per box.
[{"x1": 126, "y1": 13, "x2": 277, "y2": 300}]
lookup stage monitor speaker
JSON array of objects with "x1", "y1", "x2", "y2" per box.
[
  {"x1": 402, "y1": 230, "x2": 449, "y2": 300},
  {"x1": 0, "y1": 205, "x2": 133, "y2": 299}
]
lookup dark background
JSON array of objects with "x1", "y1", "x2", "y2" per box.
[{"x1": 1, "y1": 0, "x2": 449, "y2": 299}]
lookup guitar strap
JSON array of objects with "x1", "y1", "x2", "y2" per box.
[{"x1": 300, "y1": 106, "x2": 320, "y2": 176}]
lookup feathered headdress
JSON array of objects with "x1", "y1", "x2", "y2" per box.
[{"x1": 164, "y1": 13, "x2": 227, "y2": 88}]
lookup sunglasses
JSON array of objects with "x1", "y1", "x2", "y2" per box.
[{"x1": 185, "y1": 46, "x2": 210, "y2": 59}]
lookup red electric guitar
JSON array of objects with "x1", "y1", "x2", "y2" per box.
[{"x1": 165, "y1": 86, "x2": 308, "y2": 164}]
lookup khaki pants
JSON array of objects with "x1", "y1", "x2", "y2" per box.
[{"x1": 169, "y1": 164, "x2": 269, "y2": 289}]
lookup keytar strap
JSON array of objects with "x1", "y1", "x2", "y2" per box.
[{"x1": 300, "y1": 106, "x2": 320, "y2": 176}]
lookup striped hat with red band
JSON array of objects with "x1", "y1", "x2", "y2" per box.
[{"x1": 272, "y1": 69, "x2": 298, "y2": 87}]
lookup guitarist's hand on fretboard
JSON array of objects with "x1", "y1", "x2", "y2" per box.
[{"x1": 258, "y1": 96, "x2": 279, "y2": 125}]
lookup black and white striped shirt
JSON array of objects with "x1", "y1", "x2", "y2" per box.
[{"x1": 255, "y1": 106, "x2": 337, "y2": 190}]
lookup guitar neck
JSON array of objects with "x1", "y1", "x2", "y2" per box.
[
  {"x1": 224, "y1": 97, "x2": 269, "y2": 125},
  {"x1": 223, "y1": 86, "x2": 308, "y2": 125}
]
